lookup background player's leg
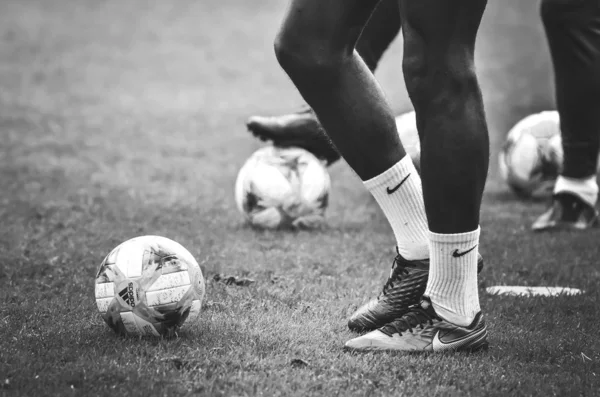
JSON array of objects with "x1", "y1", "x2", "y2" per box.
[
  {"x1": 533, "y1": 0, "x2": 600, "y2": 230},
  {"x1": 276, "y1": 0, "x2": 429, "y2": 261},
  {"x1": 400, "y1": 0, "x2": 489, "y2": 325},
  {"x1": 543, "y1": 0, "x2": 600, "y2": 182}
]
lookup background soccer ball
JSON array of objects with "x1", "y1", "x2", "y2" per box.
[
  {"x1": 499, "y1": 111, "x2": 561, "y2": 199},
  {"x1": 235, "y1": 146, "x2": 330, "y2": 229},
  {"x1": 395, "y1": 111, "x2": 421, "y2": 171},
  {"x1": 95, "y1": 236, "x2": 205, "y2": 337}
]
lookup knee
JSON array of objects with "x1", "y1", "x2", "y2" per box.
[
  {"x1": 274, "y1": 27, "x2": 348, "y2": 81},
  {"x1": 402, "y1": 49, "x2": 427, "y2": 99},
  {"x1": 273, "y1": 30, "x2": 298, "y2": 73}
]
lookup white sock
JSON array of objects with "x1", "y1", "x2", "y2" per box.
[
  {"x1": 363, "y1": 155, "x2": 429, "y2": 260},
  {"x1": 425, "y1": 227, "x2": 481, "y2": 327},
  {"x1": 554, "y1": 175, "x2": 599, "y2": 207}
]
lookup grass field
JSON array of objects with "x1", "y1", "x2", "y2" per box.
[{"x1": 1, "y1": 0, "x2": 600, "y2": 396}]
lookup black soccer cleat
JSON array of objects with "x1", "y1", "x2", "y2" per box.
[
  {"x1": 345, "y1": 297, "x2": 489, "y2": 353},
  {"x1": 347, "y1": 251, "x2": 484, "y2": 332},
  {"x1": 532, "y1": 192, "x2": 598, "y2": 232},
  {"x1": 246, "y1": 107, "x2": 341, "y2": 165}
]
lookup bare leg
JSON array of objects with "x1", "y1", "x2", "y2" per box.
[
  {"x1": 275, "y1": 0, "x2": 405, "y2": 180},
  {"x1": 246, "y1": 0, "x2": 402, "y2": 166},
  {"x1": 276, "y1": 0, "x2": 431, "y2": 302},
  {"x1": 400, "y1": 0, "x2": 489, "y2": 234}
]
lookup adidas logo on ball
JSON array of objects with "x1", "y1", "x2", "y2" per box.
[{"x1": 118, "y1": 282, "x2": 136, "y2": 307}]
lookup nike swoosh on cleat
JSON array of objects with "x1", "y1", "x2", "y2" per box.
[
  {"x1": 452, "y1": 245, "x2": 477, "y2": 258},
  {"x1": 432, "y1": 326, "x2": 487, "y2": 352},
  {"x1": 386, "y1": 174, "x2": 411, "y2": 195}
]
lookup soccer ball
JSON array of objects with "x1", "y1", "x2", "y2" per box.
[
  {"x1": 499, "y1": 111, "x2": 561, "y2": 199},
  {"x1": 95, "y1": 236, "x2": 205, "y2": 337},
  {"x1": 235, "y1": 146, "x2": 330, "y2": 229},
  {"x1": 395, "y1": 111, "x2": 420, "y2": 171}
]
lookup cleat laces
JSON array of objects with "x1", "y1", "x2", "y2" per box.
[
  {"x1": 380, "y1": 254, "x2": 413, "y2": 297},
  {"x1": 380, "y1": 305, "x2": 435, "y2": 337}
]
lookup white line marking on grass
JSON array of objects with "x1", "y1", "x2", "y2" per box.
[{"x1": 486, "y1": 286, "x2": 583, "y2": 297}]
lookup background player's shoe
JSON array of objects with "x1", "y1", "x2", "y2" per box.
[
  {"x1": 246, "y1": 107, "x2": 341, "y2": 165},
  {"x1": 531, "y1": 192, "x2": 598, "y2": 231},
  {"x1": 345, "y1": 298, "x2": 489, "y2": 353},
  {"x1": 347, "y1": 252, "x2": 484, "y2": 332}
]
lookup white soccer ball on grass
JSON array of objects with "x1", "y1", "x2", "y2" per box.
[
  {"x1": 95, "y1": 236, "x2": 205, "y2": 337},
  {"x1": 235, "y1": 146, "x2": 331, "y2": 229}
]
